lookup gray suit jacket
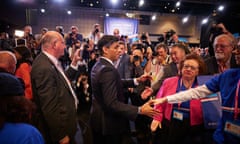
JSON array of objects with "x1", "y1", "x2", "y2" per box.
[
  {"x1": 90, "y1": 57, "x2": 138, "y2": 135},
  {"x1": 31, "y1": 53, "x2": 78, "y2": 143},
  {"x1": 152, "y1": 62, "x2": 178, "y2": 95}
]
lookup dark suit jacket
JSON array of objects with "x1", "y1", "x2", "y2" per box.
[
  {"x1": 31, "y1": 53, "x2": 78, "y2": 143},
  {"x1": 204, "y1": 55, "x2": 239, "y2": 75},
  {"x1": 90, "y1": 57, "x2": 138, "y2": 135},
  {"x1": 152, "y1": 62, "x2": 178, "y2": 95},
  {"x1": 117, "y1": 53, "x2": 131, "y2": 79}
]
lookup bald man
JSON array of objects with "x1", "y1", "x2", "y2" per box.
[
  {"x1": 0, "y1": 51, "x2": 17, "y2": 73},
  {"x1": 31, "y1": 31, "x2": 83, "y2": 144}
]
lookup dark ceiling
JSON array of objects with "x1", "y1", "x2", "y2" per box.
[
  {"x1": 2, "y1": 0, "x2": 240, "y2": 16},
  {"x1": 1, "y1": 0, "x2": 240, "y2": 33}
]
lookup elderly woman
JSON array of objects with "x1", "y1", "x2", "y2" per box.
[{"x1": 151, "y1": 53, "x2": 207, "y2": 144}]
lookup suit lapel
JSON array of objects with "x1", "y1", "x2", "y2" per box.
[{"x1": 41, "y1": 53, "x2": 73, "y2": 93}]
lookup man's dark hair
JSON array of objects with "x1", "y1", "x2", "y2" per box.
[
  {"x1": 172, "y1": 43, "x2": 190, "y2": 54},
  {"x1": 97, "y1": 35, "x2": 119, "y2": 56}
]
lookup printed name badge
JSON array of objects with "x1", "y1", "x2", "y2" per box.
[
  {"x1": 173, "y1": 110, "x2": 183, "y2": 121},
  {"x1": 224, "y1": 120, "x2": 240, "y2": 138}
]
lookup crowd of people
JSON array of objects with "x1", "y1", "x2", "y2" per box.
[{"x1": 0, "y1": 22, "x2": 239, "y2": 144}]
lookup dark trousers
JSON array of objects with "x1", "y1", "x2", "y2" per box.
[{"x1": 167, "y1": 118, "x2": 204, "y2": 144}]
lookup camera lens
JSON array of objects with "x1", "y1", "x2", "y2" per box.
[
  {"x1": 133, "y1": 55, "x2": 140, "y2": 61},
  {"x1": 95, "y1": 29, "x2": 99, "y2": 33}
]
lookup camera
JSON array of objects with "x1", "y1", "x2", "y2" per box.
[
  {"x1": 133, "y1": 55, "x2": 140, "y2": 62},
  {"x1": 94, "y1": 28, "x2": 99, "y2": 33},
  {"x1": 141, "y1": 33, "x2": 147, "y2": 41},
  {"x1": 165, "y1": 29, "x2": 175, "y2": 40},
  {"x1": 157, "y1": 34, "x2": 165, "y2": 43},
  {"x1": 83, "y1": 38, "x2": 89, "y2": 44},
  {"x1": 210, "y1": 26, "x2": 224, "y2": 36}
]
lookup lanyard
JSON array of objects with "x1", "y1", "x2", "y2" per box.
[
  {"x1": 234, "y1": 80, "x2": 240, "y2": 120},
  {"x1": 177, "y1": 78, "x2": 197, "y2": 109}
]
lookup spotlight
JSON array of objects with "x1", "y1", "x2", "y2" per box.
[
  {"x1": 67, "y1": 10, "x2": 72, "y2": 15},
  {"x1": 218, "y1": 5, "x2": 224, "y2": 11},
  {"x1": 139, "y1": 0, "x2": 144, "y2": 7},
  {"x1": 40, "y1": 9, "x2": 45, "y2": 13},
  {"x1": 182, "y1": 17, "x2": 188, "y2": 23},
  {"x1": 176, "y1": 1, "x2": 181, "y2": 7},
  {"x1": 201, "y1": 18, "x2": 208, "y2": 24},
  {"x1": 111, "y1": 0, "x2": 118, "y2": 5},
  {"x1": 106, "y1": 13, "x2": 109, "y2": 17},
  {"x1": 54, "y1": 0, "x2": 65, "y2": 3},
  {"x1": 151, "y1": 15, "x2": 156, "y2": 21}
]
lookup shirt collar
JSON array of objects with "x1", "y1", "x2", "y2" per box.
[
  {"x1": 101, "y1": 56, "x2": 114, "y2": 66},
  {"x1": 42, "y1": 50, "x2": 59, "y2": 66}
]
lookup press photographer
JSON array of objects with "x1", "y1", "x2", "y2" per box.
[
  {"x1": 66, "y1": 26, "x2": 83, "y2": 61},
  {"x1": 139, "y1": 32, "x2": 152, "y2": 48},
  {"x1": 89, "y1": 23, "x2": 104, "y2": 50},
  {"x1": 164, "y1": 29, "x2": 179, "y2": 46}
]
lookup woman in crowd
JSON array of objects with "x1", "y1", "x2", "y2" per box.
[
  {"x1": 14, "y1": 45, "x2": 33, "y2": 100},
  {"x1": 152, "y1": 40, "x2": 240, "y2": 144},
  {"x1": 151, "y1": 53, "x2": 207, "y2": 144},
  {"x1": 0, "y1": 72, "x2": 44, "y2": 144}
]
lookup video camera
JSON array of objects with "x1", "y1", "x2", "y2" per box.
[
  {"x1": 210, "y1": 25, "x2": 224, "y2": 36},
  {"x1": 165, "y1": 29, "x2": 176, "y2": 40}
]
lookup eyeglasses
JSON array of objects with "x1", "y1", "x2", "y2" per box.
[
  {"x1": 214, "y1": 44, "x2": 231, "y2": 49},
  {"x1": 183, "y1": 64, "x2": 199, "y2": 71}
]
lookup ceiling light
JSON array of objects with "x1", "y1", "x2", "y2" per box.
[
  {"x1": 218, "y1": 5, "x2": 224, "y2": 11},
  {"x1": 67, "y1": 10, "x2": 72, "y2": 15},
  {"x1": 111, "y1": 0, "x2": 118, "y2": 5},
  {"x1": 40, "y1": 9, "x2": 45, "y2": 13},
  {"x1": 54, "y1": 0, "x2": 65, "y2": 3},
  {"x1": 152, "y1": 15, "x2": 156, "y2": 21},
  {"x1": 182, "y1": 17, "x2": 188, "y2": 23},
  {"x1": 139, "y1": 0, "x2": 144, "y2": 7},
  {"x1": 201, "y1": 18, "x2": 208, "y2": 24},
  {"x1": 176, "y1": 1, "x2": 181, "y2": 7},
  {"x1": 106, "y1": 13, "x2": 110, "y2": 17}
]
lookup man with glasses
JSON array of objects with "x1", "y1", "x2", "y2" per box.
[
  {"x1": 141, "y1": 43, "x2": 190, "y2": 99},
  {"x1": 205, "y1": 34, "x2": 239, "y2": 74}
]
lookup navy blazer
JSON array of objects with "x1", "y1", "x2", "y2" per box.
[
  {"x1": 90, "y1": 57, "x2": 138, "y2": 135},
  {"x1": 117, "y1": 53, "x2": 132, "y2": 79}
]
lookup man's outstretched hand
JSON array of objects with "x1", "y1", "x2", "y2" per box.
[{"x1": 139, "y1": 99, "x2": 160, "y2": 118}]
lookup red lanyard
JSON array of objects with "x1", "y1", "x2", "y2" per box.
[{"x1": 234, "y1": 80, "x2": 240, "y2": 120}]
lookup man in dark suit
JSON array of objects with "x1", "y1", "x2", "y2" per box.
[
  {"x1": 90, "y1": 35, "x2": 160, "y2": 144},
  {"x1": 115, "y1": 41, "x2": 132, "y2": 79},
  {"x1": 31, "y1": 31, "x2": 83, "y2": 144}
]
